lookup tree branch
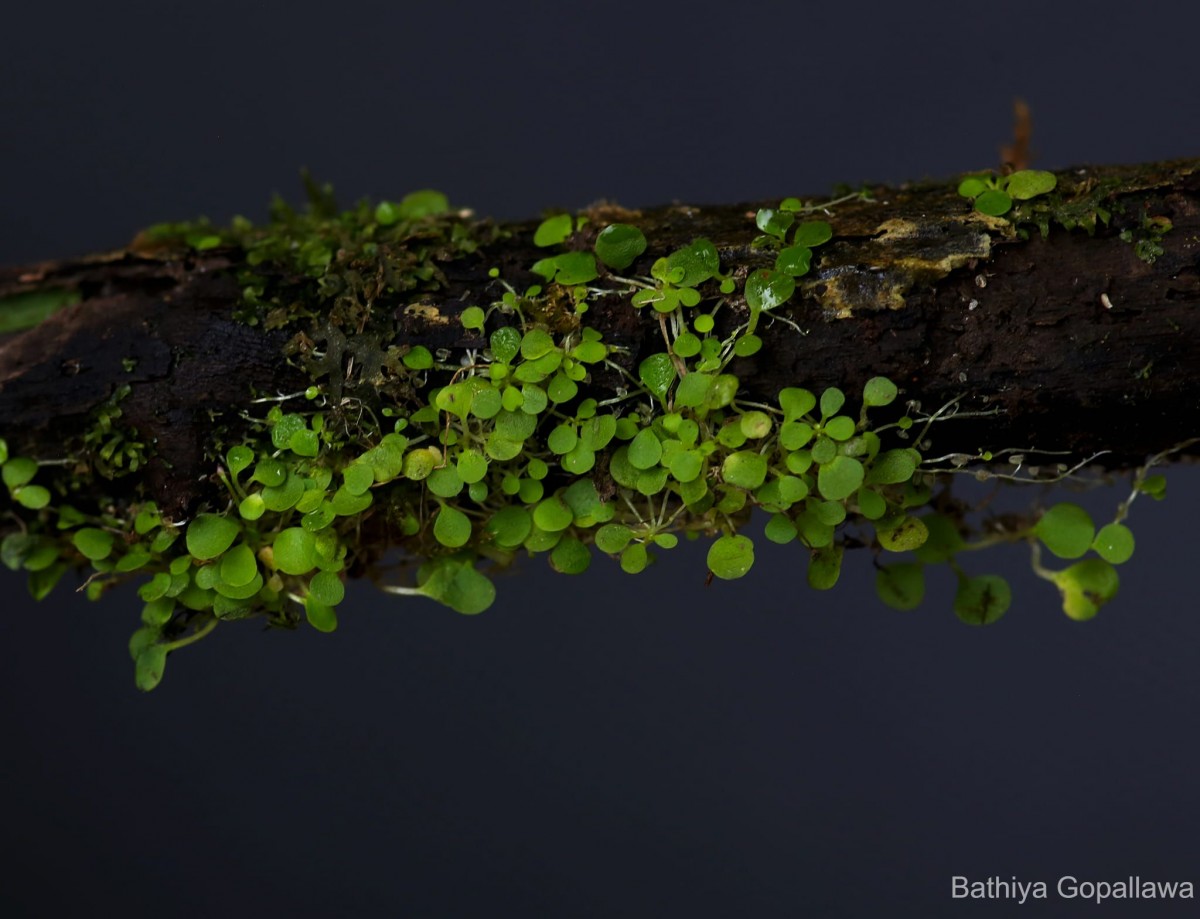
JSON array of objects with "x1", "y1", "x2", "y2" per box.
[{"x1": 1, "y1": 158, "x2": 1196, "y2": 687}]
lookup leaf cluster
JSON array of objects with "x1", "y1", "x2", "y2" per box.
[
  {"x1": 0, "y1": 183, "x2": 1164, "y2": 691},
  {"x1": 957, "y1": 169, "x2": 1057, "y2": 217}
]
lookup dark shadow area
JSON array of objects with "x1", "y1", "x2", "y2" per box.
[
  {"x1": 2, "y1": 471, "x2": 1197, "y2": 917},
  {"x1": 3, "y1": 1, "x2": 1199, "y2": 915}
]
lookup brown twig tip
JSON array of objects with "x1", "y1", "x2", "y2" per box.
[{"x1": 1001, "y1": 98, "x2": 1033, "y2": 172}]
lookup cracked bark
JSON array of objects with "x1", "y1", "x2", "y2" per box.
[{"x1": 1, "y1": 157, "x2": 1198, "y2": 527}]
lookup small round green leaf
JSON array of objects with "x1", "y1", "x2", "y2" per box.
[
  {"x1": 518, "y1": 384, "x2": 546, "y2": 416},
  {"x1": 707, "y1": 534, "x2": 755, "y2": 580},
  {"x1": 571, "y1": 339, "x2": 607, "y2": 364},
  {"x1": 774, "y1": 245, "x2": 812, "y2": 277},
  {"x1": 866, "y1": 449, "x2": 920, "y2": 486},
  {"x1": 302, "y1": 503, "x2": 336, "y2": 533},
  {"x1": 490, "y1": 326, "x2": 521, "y2": 364},
  {"x1": 954, "y1": 574, "x2": 1011, "y2": 625},
  {"x1": 1035, "y1": 503, "x2": 1095, "y2": 560},
  {"x1": 1004, "y1": 169, "x2": 1057, "y2": 200},
  {"x1": 533, "y1": 497, "x2": 574, "y2": 533},
  {"x1": 856, "y1": 487, "x2": 887, "y2": 520},
  {"x1": 547, "y1": 372, "x2": 578, "y2": 404},
  {"x1": 876, "y1": 563, "x2": 925, "y2": 611},
  {"x1": 665, "y1": 238, "x2": 720, "y2": 287},
  {"x1": 819, "y1": 387, "x2": 845, "y2": 417},
  {"x1": 219, "y1": 543, "x2": 258, "y2": 588},
  {"x1": 520, "y1": 328, "x2": 555, "y2": 360},
  {"x1": 305, "y1": 596, "x2": 338, "y2": 632},
  {"x1": 214, "y1": 571, "x2": 263, "y2": 600},
  {"x1": 270, "y1": 414, "x2": 305, "y2": 451},
  {"x1": 484, "y1": 506, "x2": 532, "y2": 548},
  {"x1": 673, "y1": 332, "x2": 702, "y2": 358},
  {"x1": 596, "y1": 524, "x2": 633, "y2": 553},
  {"x1": 115, "y1": 548, "x2": 152, "y2": 573},
  {"x1": 135, "y1": 645, "x2": 167, "y2": 692},
  {"x1": 579, "y1": 415, "x2": 616, "y2": 451},
  {"x1": 594, "y1": 224, "x2": 647, "y2": 270},
  {"x1": 744, "y1": 269, "x2": 795, "y2": 312},
  {"x1": 779, "y1": 421, "x2": 814, "y2": 451},
  {"x1": 562, "y1": 480, "x2": 604, "y2": 521},
  {"x1": 427, "y1": 466, "x2": 465, "y2": 499},
  {"x1": 814, "y1": 500, "x2": 846, "y2": 527},
  {"x1": 733, "y1": 334, "x2": 762, "y2": 357},
  {"x1": 140, "y1": 597, "x2": 175, "y2": 627},
  {"x1": 460, "y1": 305, "x2": 486, "y2": 331},
  {"x1": 675, "y1": 372, "x2": 713, "y2": 409},
  {"x1": 823, "y1": 416, "x2": 856, "y2": 441},
  {"x1": 974, "y1": 189, "x2": 1013, "y2": 217},
  {"x1": 547, "y1": 424, "x2": 578, "y2": 456},
  {"x1": 433, "y1": 506, "x2": 472, "y2": 548},
  {"x1": 792, "y1": 220, "x2": 833, "y2": 248},
  {"x1": 417, "y1": 556, "x2": 495, "y2": 615},
  {"x1": 1092, "y1": 523, "x2": 1134, "y2": 565},
  {"x1": 289, "y1": 429, "x2": 319, "y2": 457},
  {"x1": 252, "y1": 458, "x2": 287, "y2": 487},
  {"x1": 620, "y1": 542, "x2": 649, "y2": 574},
  {"x1": 534, "y1": 213, "x2": 573, "y2": 247},
  {"x1": 456, "y1": 450, "x2": 488, "y2": 484},
  {"x1": 817, "y1": 456, "x2": 864, "y2": 501},
  {"x1": 485, "y1": 434, "x2": 523, "y2": 462},
  {"x1": 722, "y1": 451, "x2": 768, "y2": 490},
  {"x1": 470, "y1": 387, "x2": 503, "y2": 419},
  {"x1": 1138, "y1": 474, "x2": 1167, "y2": 500},
  {"x1": 628, "y1": 429, "x2": 662, "y2": 470},
  {"x1": 309, "y1": 570, "x2": 345, "y2": 607},
  {"x1": 186, "y1": 514, "x2": 241, "y2": 561},
  {"x1": 957, "y1": 176, "x2": 989, "y2": 198},
  {"x1": 273, "y1": 527, "x2": 318, "y2": 575},
  {"x1": 261, "y1": 473, "x2": 305, "y2": 512},
  {"x1": 668, "y1": 450, "x2": 704, "y2": 484},
  {"x1": 755, "y1": 207, "x2": 794, "y2": 240},
  {"x1": 764, "y1": 513, "x2": 797, "y2": 544},
  {"x1": 332, "y1": 486, "x2": 374, "y2": 518},
  {"x1": 343, "y1": 463, "x2": 375, "y2": 496},
  {"x1": 779, "y1": 388, "x2": 816, "y2": 420},
  {"x1": 877, "y1": 516, "x2": 929, "y2": 552},
  {"x1": 238, "y1": 493, "x2": 266, "y2": 521},
  {"x1": 394, "y1": 189, "x2": 449, "y2": 219},
  {"x1": 1052, "y1": 558, "x2": 1119, "y2": 621},
  {"x1": 226, "y1": 445, "x2": 254, "y2": 477},
  {"x1": 550, "y1": 537, "x2": 591, "y2": 574},
  {"x1": 807, "y1": 544, "x2": 843, "y2": 590},
  {"x1": 72, "y1": 527, "x2": 114, "y2": 561},
  {"x1": 547, "y1": 251, "x2": 598, "y2": 285},
  {"x1": 638, "y1": 353, "x2": 677, "y2": 403},
  {"x1": 402, "y1": 345, "x2": 434, "y2": 370},
  {"x1": 3, "y1": 457, "x2": 37, "y2": 489},
  {"x1": 862, "y1": 376, "x2": 898, "y2": 407}
]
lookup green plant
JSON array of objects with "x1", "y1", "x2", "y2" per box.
[
  {"x1": 958, "y1": 169, "x2": 1057, "y2": 216},
  {"x1": 1119, "y1": 212, "x2": 1173, "y2": 264},
  {"x1": 0, "y1": 180, "x2": 1175, "y2": 692},
  {"x1": 1, "y1": 445, "x2": 50, "y2": 510},
  {"x1": 81, "y1": 385, "x2": 147, "y2": 478}
]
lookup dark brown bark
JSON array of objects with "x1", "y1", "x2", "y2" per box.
[{"x1": 2, "y1": 158, "x2": 1199, "y2": 518}]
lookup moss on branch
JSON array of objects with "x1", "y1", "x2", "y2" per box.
[{"x1": 1, "y1": 159, "x2": 1198, "y2": 689}]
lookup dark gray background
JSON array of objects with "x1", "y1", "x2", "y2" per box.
[{"x1": 2, "y1": 3, "x2": 1198, "y2": 917}]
